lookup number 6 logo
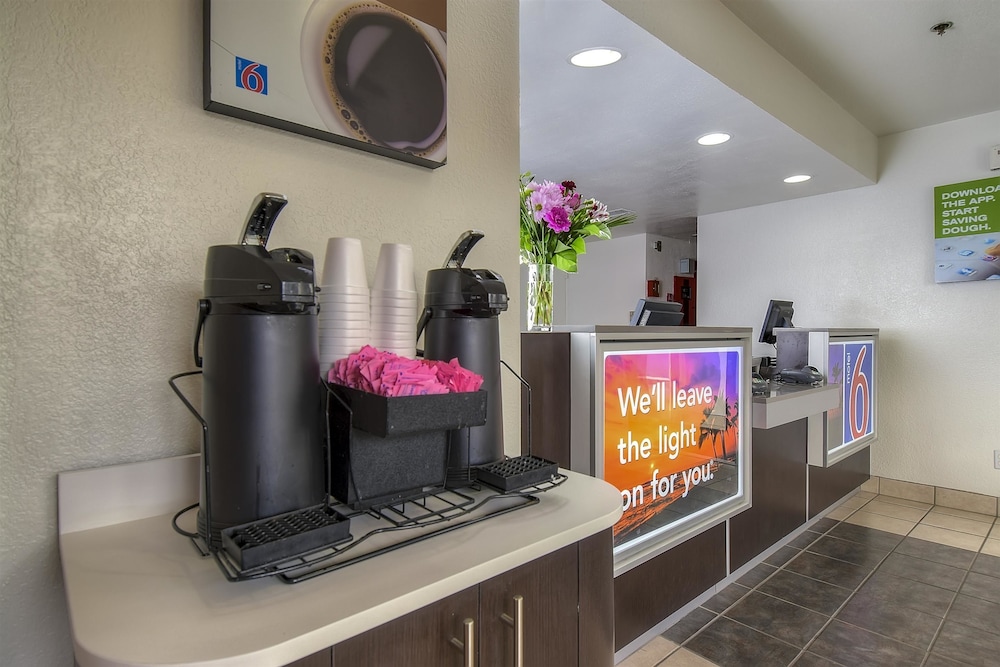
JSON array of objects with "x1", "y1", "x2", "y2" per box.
[
  {"x1": 235, "y1": 57, "x2": 268, "y2": 95},
  {"x1": 849, "y1": 346, "x2": 870, "y2": 440}
]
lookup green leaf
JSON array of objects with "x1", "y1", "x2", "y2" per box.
[{"x1": 553, "y1": 251, "x2": 578, "y2": 273}]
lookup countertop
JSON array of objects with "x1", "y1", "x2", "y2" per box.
[
  {"x1": 751, "y1": 381, "x2": 841, "y2": 429},
  {"x1": 58, "y1": 455, "x2": 622, "y2": 667}
]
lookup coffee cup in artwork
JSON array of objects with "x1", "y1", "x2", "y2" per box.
[{"x1": 301, "y1": 0, "x2": 447, "y2": 161}]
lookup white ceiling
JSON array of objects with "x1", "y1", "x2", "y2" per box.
[{"x1": 519, "y1": 0, "x2": 1000, "y2": 239}]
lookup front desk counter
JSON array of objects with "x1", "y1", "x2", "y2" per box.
[
  {"x1": 58, "y1": 455, "x2": 623, "y2": 667},
  {"x1": 521, "y1": 330, "x2": 873, "y2": 657}
]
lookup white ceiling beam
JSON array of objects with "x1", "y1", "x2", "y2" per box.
[{"x1": 605, "y1": 0, "x2": 878, "y2": 182}]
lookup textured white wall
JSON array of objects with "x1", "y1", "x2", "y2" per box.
[
  {"x1": 564, "y1": 233, "x2": 648, "y2": 325},
  {"x1": 0, "y1": 1, "x2": 519, "y2": 664},
  {"x1": 697, "y1": 111, "x2": 1000, "y2": 497}
]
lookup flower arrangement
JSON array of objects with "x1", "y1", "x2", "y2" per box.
[{"x1": 519, "y1": 172, "x2": 636, "y2": 273}]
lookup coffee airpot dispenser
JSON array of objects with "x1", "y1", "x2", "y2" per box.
[
  {"x1": 192, "y1": 193, "x2": 326, "y2": 546},
  {"x1": 417, "y1": 231, "x2": 509, "y2": 484}
]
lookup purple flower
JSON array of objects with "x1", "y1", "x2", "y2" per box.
[
  {"x1": 545, "y1": 206, "x2": 571, "y2": 233},
  {"x1": 566, "y1": 193, "x2": 582, "y2": 209},
  {"x1": 528, "y1": 180, "x2": 565, "y2": 223}
]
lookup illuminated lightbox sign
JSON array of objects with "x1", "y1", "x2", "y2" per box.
[
  {"x1": 602, "y1": 347, "x2": 744, "y2": 556},
  {"x1": 826, "y1": 340, "x2": 876, "y2": 453}
]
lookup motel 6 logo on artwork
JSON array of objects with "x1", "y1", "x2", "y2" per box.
[{"x1": 235, "y1": 56, "x2": 268, "y2": 95}]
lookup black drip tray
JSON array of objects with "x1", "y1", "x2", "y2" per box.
[
  {"x1": 221, "y1": 504, "x2": 352, "y2": 571},
  {"x1": 476, "y1": 456, "x2": 559, "y2": 492}
]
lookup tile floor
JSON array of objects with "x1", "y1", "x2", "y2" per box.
[{"x1": 620, "y1": 490, "x2": 1000, "y2": 667}]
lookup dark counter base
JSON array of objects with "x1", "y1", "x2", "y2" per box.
[
  {"x1": 729, "y1": 420, "x2": 809, "y2": 571},
  {"x1": 614, "y1": 524, "x2": 726, "y2": 651}
]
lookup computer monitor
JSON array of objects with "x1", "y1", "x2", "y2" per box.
[
  {"x1": 758, "y1": 299, "x2": 794, "y2": 344},
  {"x1": 629, "y1": 298, "x2": 684, "y2": 326}
]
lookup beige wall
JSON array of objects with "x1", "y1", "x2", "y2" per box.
[{"x1": 0, "y1": 1, "x2": 520, "y2": 664}]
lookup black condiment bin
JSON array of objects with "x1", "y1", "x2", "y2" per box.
[
  {"x1": 220, "y1": 503, "x2": 352, "y2": 571},
  {"x1": 328, "y1": 385, "x2": 487, "y2": 509},
  {"x1": 476, "y1": 455, "x2": 559, "y2": 492}
]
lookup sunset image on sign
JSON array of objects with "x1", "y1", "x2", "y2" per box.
[{"x1": 602, "y1": 348, "x2": 743, "y2": 550}]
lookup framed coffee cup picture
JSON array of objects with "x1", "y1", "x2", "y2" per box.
[{"x1": 204, "y1": 0, "x2": 447, "y2": 169}]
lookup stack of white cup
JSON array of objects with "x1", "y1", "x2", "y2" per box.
[
  {"x1": 318, "y1": 237, "x2": 370, "y2": 373},
  {"x1": 370, "y1": 243, "x2": 418, "y2": 357}
]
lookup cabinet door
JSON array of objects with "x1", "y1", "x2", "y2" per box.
[
  {"x1": 333, "y1": 586, "x2": 479, "y2": 667},
  {"x1": 480, "y1": 544, "x2": 579, "y2": 667},
  {"x1": 286, "y1": 649, "x2": 332, "y2": 667}
]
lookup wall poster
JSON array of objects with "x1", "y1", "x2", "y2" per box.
[
  {"x1": 601, "y1": 347, "x2": 744, "y2": 565},
  {"x1": 204, "y1": 0, "x2": 447, "y2": 168},
  {"x1": 934, "y1": 176, "x2": 1000, "y2": 282}
]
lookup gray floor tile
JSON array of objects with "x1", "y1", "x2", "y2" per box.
[
  {"x1": 894, "y1": 536, "x2": 977, "y2": 569},
  {"x1": 855, "y1": 570, "x2": 957, "y2": 617},
  {"x1": 808, "y1": 619, "x2": 925, "y2": 666},
  {"x1": 700, "y1": 583, "x2": 750, "y2": 613},
  {"x1": 970, "y1": 552, "x2": 1000, "y2": 579},
  {"x1": 924, "y1": 653, "x2": 971, "y2": 666},
  {"x1": 736, "y1": 562, "x2": 777, "y2": 588},
  {"x1": 835, "y1": 589, "x2": 942, "y2": 650},
  {"x1": 806, "y1": 535, "x2": 889, "y2": 570},
  {"x1": 787, "y1": 531, "x2": 822, "y2": 550},
  {"x1": 931, "y1": 619, "x2": 1000, "y2": 667},
  {"x1": 827, "y1": 521, "x2": 905, "y2": 551},
  {"x1": 765, "y1": 545, "x2": 801, "y2": 567},
  {"x1": 877, "y1": 551, "x2": 967, "y2": 591},
  {"x1": 960, "y1": 570, "x2": 1000, "y2": 605},
  {"x1": 793, "y1": 653, "x2": 844, "y2": 667},
  {"x1": 946, "y1": 593, "x2": 1000, "y2": 636},
  {"x1": 684, "y1": 616, "x2": 801, "y2": 667},
  {"x1": 810, "y1": 518, "x2": 839, "y2": 534},
  {"x1": 784, "y1": 551, "x2": 871, "y2": 589},
  {"x1": 662, "y1": 606, "x2": 717, "y2": 645},
  {"x1": 724, "y1": 591, "x2": 829, "y2": 648},
  {"x1": 758, "y1": 570, "x2": 854, "y2": 616}
]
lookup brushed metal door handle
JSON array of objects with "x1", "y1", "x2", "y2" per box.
[
  {"x1": 450, "y1": 618, "x2": 475, "y2": 667},
  {"x1": 499, "y1": 594, "x2": 524, "y2": 667}
]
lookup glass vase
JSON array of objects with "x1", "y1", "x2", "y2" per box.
[{"x1": 526, "y1": 263, "x2": 554, "y2": 332}]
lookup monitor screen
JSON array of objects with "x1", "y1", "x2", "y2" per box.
[
  {"x1": 629, "y1": 298, "x2": 684, "y2": 326},
  {"x1": 758, "y1": 299, "x2": 794, "y2": 344}
]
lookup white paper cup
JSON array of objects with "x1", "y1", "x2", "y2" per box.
[
  {"x1": 319, "y1": 284, "x2": 370, "y2": 297},
  {"x1": 372, "y1": 243, "x2": 415, "y2": 293},
  {"x1": 321, "y1": 237, "x2": 368, "y2": 288},
  {"x1": 318, "y1": 302, "x2": 370, "y2": 314}
]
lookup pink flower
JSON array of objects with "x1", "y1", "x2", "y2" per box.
[
  {"x1": 528, "y1": 180, "x2": 565, "y2": 223},
  {"x1": 545, "y1": 206, "x2": 571, "y2": 233},
  {"x1": 566, "y1": 192, "x2": 582, "y2": 209}
]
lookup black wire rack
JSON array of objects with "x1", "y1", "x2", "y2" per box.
[{"x1": 187, "y1": 473, "x2": 566, "y2": 584}]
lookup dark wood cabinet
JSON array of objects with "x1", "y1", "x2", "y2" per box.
[
  {"x1": 332, "y1": 586, "x2": 479, "y2": 667},
  {"x1": 326, "y1": 530, "x2": 613, "y2": 667},
  {"x1": 480, "y1": 543, "x2": 580, "y2": 667}
]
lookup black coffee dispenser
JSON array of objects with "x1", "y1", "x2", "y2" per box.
[
  {"x1": 193, "y1": 193, "x2": 326, "y2": 546},
  {"x1": 417, "y1": 231, "x2": 508, "y2": 484}
]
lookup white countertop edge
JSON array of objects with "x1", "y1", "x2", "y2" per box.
[{"x1": 61, "y1": 460, "x2": 622, "y2": 667}]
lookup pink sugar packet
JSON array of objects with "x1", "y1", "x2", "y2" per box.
[{"x1": 329, "y1": 346, "x2": 483, "y2": 397}]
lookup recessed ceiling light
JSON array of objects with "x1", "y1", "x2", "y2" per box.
[
  {"x1": 784, "y1": 174, "x2": 812, "y2": 183},
  {"x1": 697, "y1": 133, "x2": 731, "y2": 146},
  {"x1": 569, "y1": 48, "x2": 623, "y2": 68}
]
